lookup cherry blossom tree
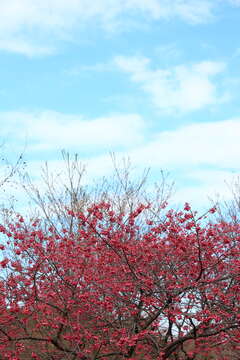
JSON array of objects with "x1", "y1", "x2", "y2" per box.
[{"x1": 0, "y1": 201, "x2": 239, "y2": 359}]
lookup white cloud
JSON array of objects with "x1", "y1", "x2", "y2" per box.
[
  {"x1": 0, "y1": 0, "x2": 216, "y2": 56},
  {"x1": 173, "y1": 169, "x2": 238, "y2": 207},
  {"x1": 78, "y1": 118, "x2": 240, "y2": 207},
  {"x1": 0, "y1": 0, "x2": 215, "y2": 33},
  {"x1": 2, "y1": 110, "x2": 240, "y2": 172},
  {"x1": 23, "y1": 153, "x2": 240, "y2": 213},
  {"x1": 0, "y1": 37, "x2": 55, "y2": 57},
  {"x1": 76, "y1": 118, "x2": 240, "y2": 188},
  {"x1": 128, "y1": 118, "x2": 240, "y2": 169},
  {"x1": 4, "y1": 111, "x2": 239, "y2": 211},
  {"x1": 115, "y1": 55, "x2": 227, "y2": 113},
  {"x1": 173, "y1": 0, "x2": 215, "y2": 24},
  {"x1": 0, "y1": 110, "x2": 145, "y2": 151}
]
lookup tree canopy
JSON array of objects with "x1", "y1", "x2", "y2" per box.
[{"x1": 0, "y1": 201, "x2": 239, "y2": 359}]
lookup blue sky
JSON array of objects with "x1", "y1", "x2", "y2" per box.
[{"x1": 1, "y1": 0, "x2": 240, "y2": 211}]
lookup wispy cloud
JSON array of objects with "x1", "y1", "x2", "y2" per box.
[
  {"x1": 0, "y1": 111, "x2": 145, "y2": 151},
  {"x1": 228, "y1": 0, "x2": 240, "y2": 5},
  {"x1": 4, "y1": 108, "x2": 239, "y2": 210},
  {"x1": 50, "y1": 115, "x2": 239, "y2": 179},
  {"x1": 115, "y1": 55, "x2": 228, "y2": 113},
  {"x1": 128, "y1": 118, "x2": 240, "y2": 169},
  {"x1": 66, "y1": 62, "x2": 114, "y2": 76},
  {"x1": 2, "y1": 110, "x2": 239, "y2": 170},
  {"x1": 0, "y1": 37, "x2": 55, "y2": 57},
  {"x1": 82, "y1": 118, "x2": 240, "y2": 207},
  {"x1": 172, "y1": 169, "x2": 237, "y2": 207},
  {"x1": 0, "y1": 0, "x2": 218, "y2": 56}
]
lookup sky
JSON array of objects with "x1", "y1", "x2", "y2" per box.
[{"x1": 1, "y1": 0, "x2": 240, "y2": 212}]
